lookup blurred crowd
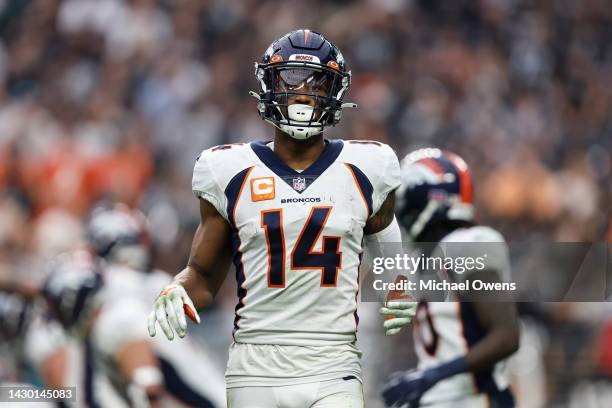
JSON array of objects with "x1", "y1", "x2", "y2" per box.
[
  {"x1": 0, "y1": 0, "x2": 610, "y2": 268},
  {"x1": 0, "y1": 1, "x2": 610, "y2": 406}
]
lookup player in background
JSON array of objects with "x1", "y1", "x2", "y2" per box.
[
  {"x1": 0, "y1": 285, "x2": 34, "y2": 383},
  {"x1": 381, "y1": 148, "x2": 519, "y2": 408},
  {"x1": 42, "y1": 251, "x2": 167, "y2": 408},
  {"x1": 89, "y1": 204, "x2": 226, "y2": 407},
  {"x1": 41, "y1": 205, "x2": 225, "y2": 408},
  {"x1": 86, "y1": 203, "x2": 172, "y2": 305},
  {"x1": 2, "y1": 248, "x2": 100, "y2": 408},
  {"x1": 147, "y1": 29, "x2": 415, "y2": 407},
  {"x1": 0, "y1": 291, "x2": 59, "y2": 408}
]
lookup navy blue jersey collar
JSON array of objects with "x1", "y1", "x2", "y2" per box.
[{"x1": 250, "y1": 139, "x2": 344, "y2": 193}]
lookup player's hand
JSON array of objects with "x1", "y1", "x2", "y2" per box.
[
  {"x1": 382, "y1": 368, "x2": 437, "y2": 408},
  {"x1": 379, "y1": 300, "x2": 417, "y2": 336},
  {"x1": 147, "y1": 284, "x2": 200, "y2": 340}
]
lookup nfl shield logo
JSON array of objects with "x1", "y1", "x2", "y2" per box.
[{"x1": 292, "y1": 177, "x2": 306, "y2": 192}]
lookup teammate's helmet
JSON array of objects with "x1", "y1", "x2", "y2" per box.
[
  {"x1": 41, "y1": 251, "x2": 103, "y2": 332},
  {"x1": 251, "y1": 29, "x2": 356, "y2": 140},
  {"x1": 0, "y1": 292, "x2": 32, "y2": 341},
  {"x1": 87, "y1": 203, "x2": 151, "y2": 271},
  {"x1": 396, "y1": 148, "x2": 475, "y2": 240}
]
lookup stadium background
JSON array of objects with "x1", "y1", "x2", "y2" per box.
[{"x1": 0, "y1": 0, "x2": 610, "y2": 407}]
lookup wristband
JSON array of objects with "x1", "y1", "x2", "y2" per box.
[{"x1": 132, "y1": 366, "x2": 163, "y2": 388}]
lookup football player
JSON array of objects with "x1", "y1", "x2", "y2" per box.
[
  {"x1": 1, "y1": 266, "x2": 86, "y2": 407},
  {"x1": 86, "y1": 204, "x2": 226, "y2": 407},
  {"x1": 0, "y1": 289, "x2": 35, "y2": 382},
  {"x1": 86, "y1": 203, "x2": 170, "y2": 303},
  {"x1": 42, "y1": 251, "x2": 167, "y2": 408},
  {"x1": 381, "y1": 148, "x2": 519, "y2": 408},
  {"x1": 42, "y1": 248, "x2": 225, "y2": 408},
  {"x1": 0, "y1": 291, "x2": 56, "y2": 408},
  {"x1": 147, "y1": 29, "x2": 415, "y2": 407}
]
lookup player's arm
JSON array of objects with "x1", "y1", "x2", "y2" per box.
[
  {"x1": 364, "y1": 190, "x2": 396, "y2": 235},
  {"x1": 25, "y1": 316, "x2": 70, "y2": 391},
  {"x1": 148, "y1": 198, "x2": 232, "y2": 340},
  {"x1": 462, "y1": 267, "x2": 520, "y2": 369},
  {"x1": 365, "y1": 192, "x2": 417, "y2": 335},
  {"x1": 39, "y1": 347, "x2": 68, "y2": 389},
  {"x1": 115, "y1": 340, "x2": 165, "y2": 408},
  {"x1": 176, "y1": 198, "x2": 233, "y2": 308}
]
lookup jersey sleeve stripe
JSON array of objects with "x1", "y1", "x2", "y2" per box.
[
  {"x1": 230, "y1": 227, "x2": 247, "y2": 340},
  {"x1": 225, "y1": 166, "x2": 255, "y2": 227},
  {"x1": 224, "y1": 166, "x2": 254, "y2": 339},
  {"x1": 344, "y1": 163, "x2": 373, "y2": 218}
]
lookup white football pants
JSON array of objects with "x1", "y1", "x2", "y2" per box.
[{"x1": 227, "y1": 377, "x2": 363, "y2": 408}]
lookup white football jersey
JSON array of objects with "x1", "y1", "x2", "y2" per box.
[
  {"x1": 192, "y1": 139, "x2": 400, "y2": 347},
  {"x1": 90, "y1": 266, "x2": 226, "y2": 407},
  {"x1": 413, "y1": 226, "x2": 515, "y2": 407}
]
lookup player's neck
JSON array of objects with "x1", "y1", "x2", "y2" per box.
[{"x1": 272, "y1": 130, "x2": 326, "y2": 171}]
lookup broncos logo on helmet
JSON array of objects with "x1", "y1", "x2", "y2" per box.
[
  {"x1": 250, "y1": 29, "x2": 357, "y2": 140},
  {"x1": 397, "y1": 148, "x2": 475, "y2": 240}
]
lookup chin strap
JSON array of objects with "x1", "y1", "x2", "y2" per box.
[{"x1": 249, "y1": 90, "x2": 358, "y2": 139}]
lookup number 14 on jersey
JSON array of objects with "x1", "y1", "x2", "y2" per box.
[{"x1": 261, "y1": 206, "x2": 342, "y2": 288}]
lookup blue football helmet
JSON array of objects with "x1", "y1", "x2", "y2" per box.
[
  {"x1": 0, "y1": 291, "x2": 32, "y2": 341},
  {"x1": 396, "y1": 148, "x2": 475, "y2": 240},
  {"x1": 87, "y1": 203, "x2": 152, "y2": 271},
  {"x1": 41, "y1": 251, "x2": 103, "y2": 332},
  {"x1": 251, "y1": 29, "x2": 357, "y2": 140}
]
